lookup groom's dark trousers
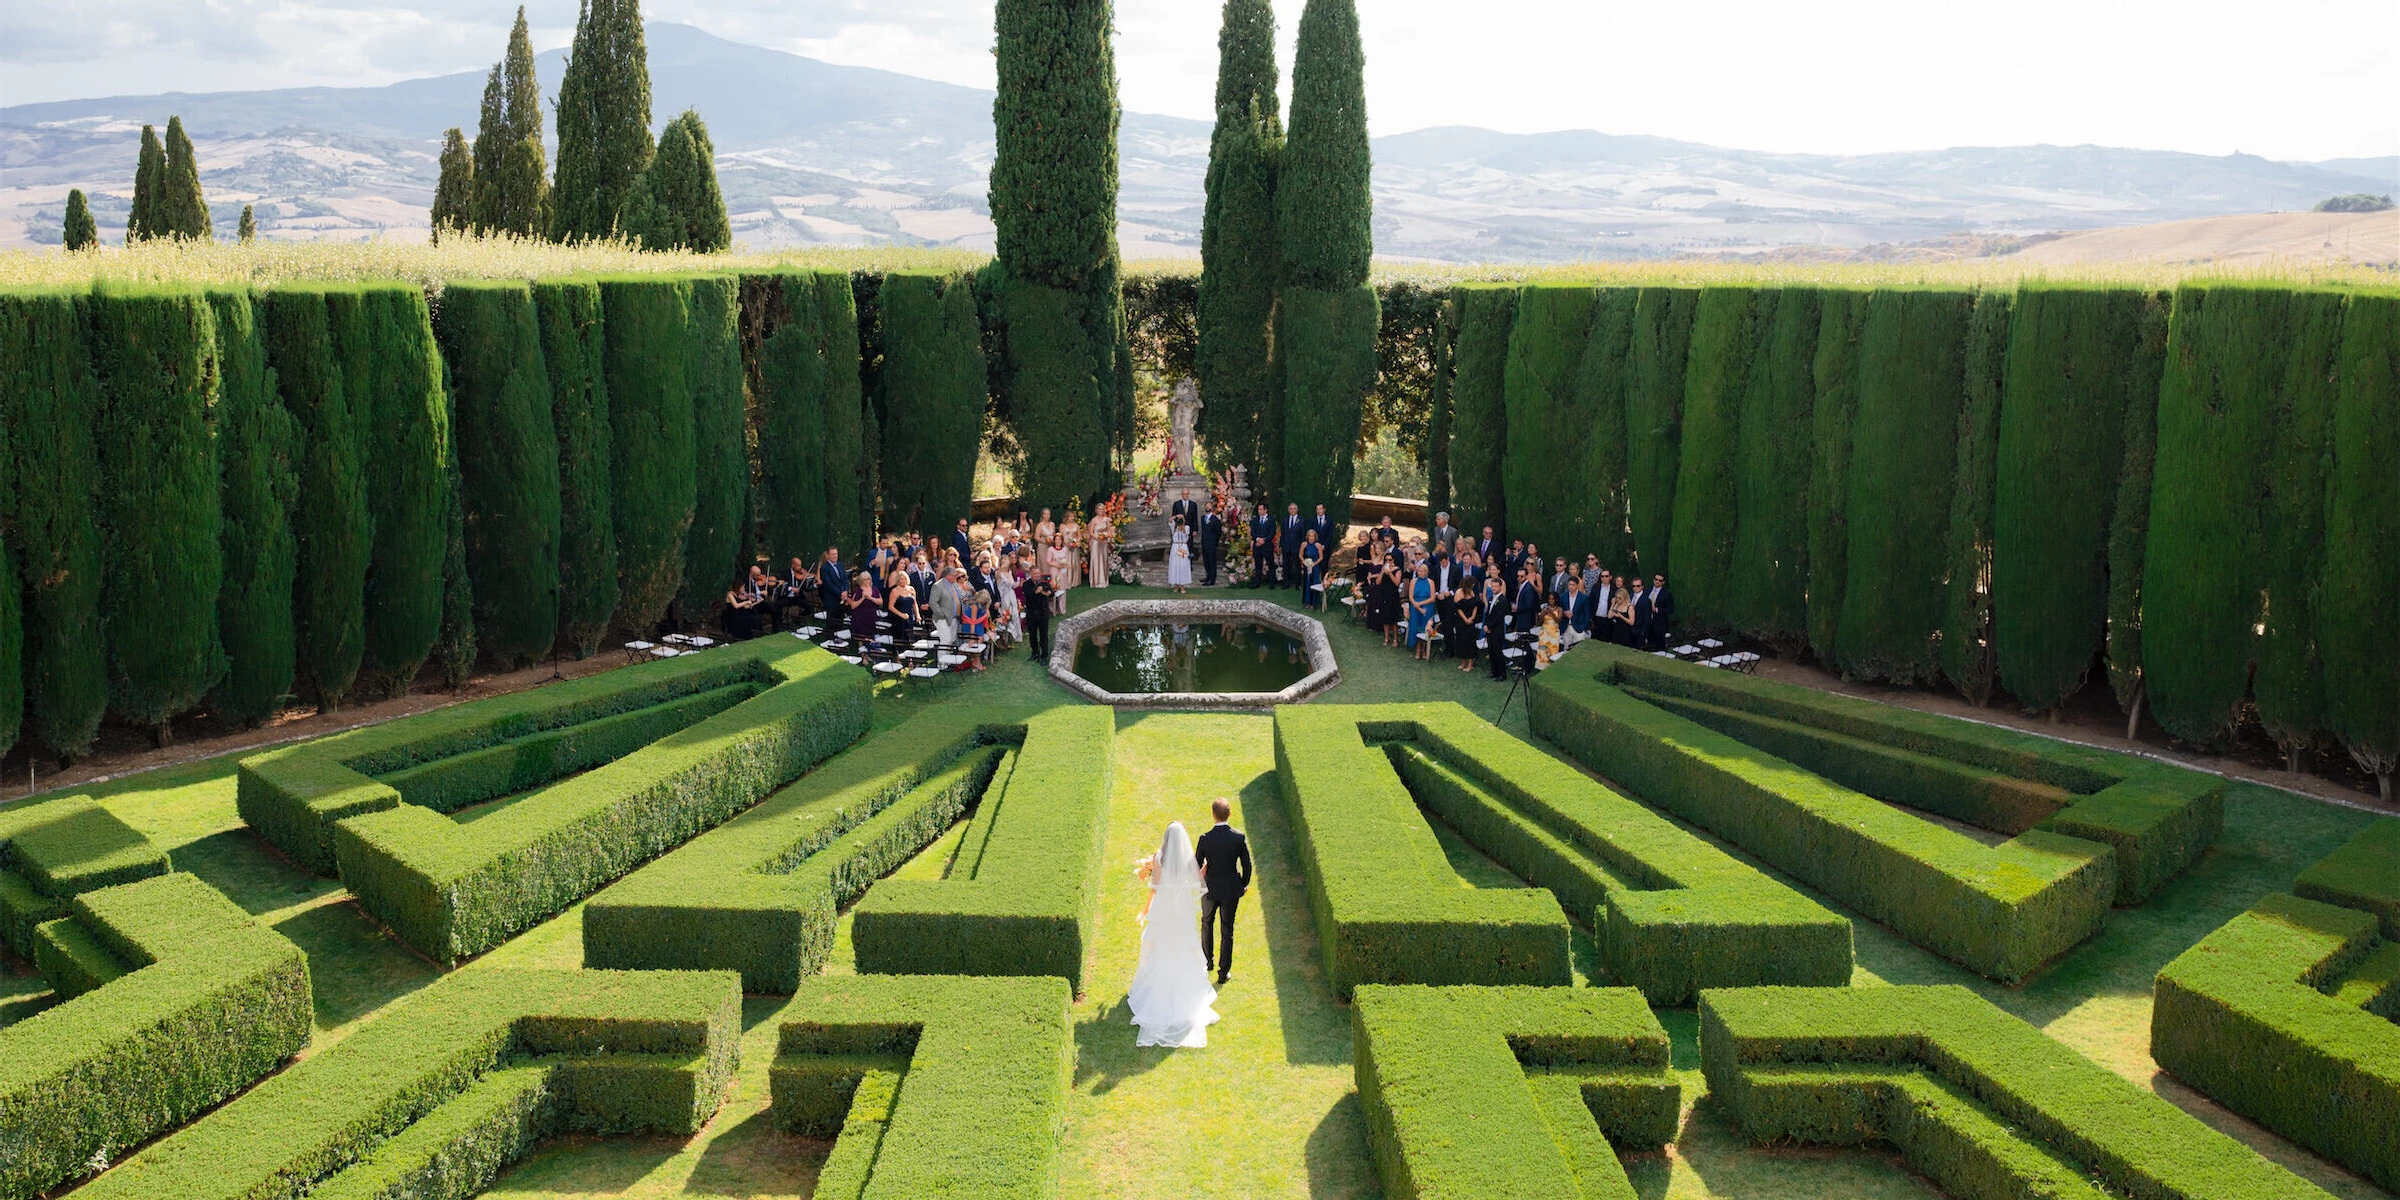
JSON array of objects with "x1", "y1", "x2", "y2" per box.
[{"x1": 1194, "y1": 822, "x2": 1253, "y2": 978}]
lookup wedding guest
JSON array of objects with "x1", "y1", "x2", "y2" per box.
[
  {"x1": 1607, "y1": 577, "x2": 1636, "y2": 643},
  {"x1": 1484, "y1": 575, "x2": 1512, "y2": 680},
  {"x1": 1582, "y1": 554, "x2": 1603, "y2": 594},
  {"x1": 845, "y1": 571, "x2": 880, "y2": 642},
  {"x1": 1534, "y1": 607, "x2": 1564, "y2": 670},
  {"x1": 1087, "y1": 506, "x2": 1113, "y2": 590},
  {"x1": 1299, "y1": 529, "x2": 1325, "y2": 608},
  {"x1": 1407, "y1": 562, "x2": 1437, "y2": 661},
  {"x1": 1431, "y1": 511, "x2": 1460, "y2": 558},
  {"x1": 1200, "y1": 504, "x2": 1225, "y2": 585},
  {"x1": 993, "y1": 559, "x2": 1023, "y2": 649},
  {"x1": 1060, "y1": 510, "x2": 1085, "y2": 589},
  {"x1": 724, "y1": 571, "x2": 767, "y2": 639},
  {"x1": 1249, "y1": 504, "x2": 1275, "y2": 588},
  {"x1": 1562, "y1": 575, "x2": 1591, "y2": 644},
  {"x1": 1476, "y1": 525, "x2": 1497, "y2": 564},
  {"x1": 888, "y1": 568, "x2": 925, "y2": 639},
  {"x1": 950, "y1": 516, "x2": 973, "y2": 562},
  {"x1": 1627, "y1": 577, "x2": 1654, "y2": 649},
  {"x1": 1450, "y1": 581, "x2": 1482, "y2": 672},
  {"x1": 1309, "y1": 504, "x2": 1335, "y2": 551},
  {"x1": 1044, "y1": 535, "x2": 1075, "y2": 612},
  {"x1": 1512, "y1": 566, "x2": 1541, "y2": 636},
  {"x1": 1647, "y1": 574, "x2": 1675, "y2": 650},
  {"x1": 1024, "y1": 573, "x2": 1056, "y2": 658},
  {"x1": 1035, "y1": 507, "x2": 1057, "y2": 549},
  {"x1": 1281, "y1": 504, "x2": 1304, "y2": 589},
  {"x1": 960, "y1": 591, "x2": 992, "y2": 668},
  {"x1": 1371, "y1": 559, "x2": 1403, "y2": 645},
  {"x1": 929, "y1": 567, "x2": 963, "y2": 644}
]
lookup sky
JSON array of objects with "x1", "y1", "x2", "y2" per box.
[{"x1": 4, "y1": 0, "x2": 2395, "y2": 162}]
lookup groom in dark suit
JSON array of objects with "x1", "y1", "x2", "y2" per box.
[{"x1": 1194, "y1": 798, "x2": 1252, "y2": 986}]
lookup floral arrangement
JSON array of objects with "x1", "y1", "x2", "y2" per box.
[
  {"x1": 1130, "y1": 465, "x2": 1165, "y2": 515},
  {"x1": 1133, "y1": 853, "x2": 1156, "y2": 883},
  {"x1": 1065, "y1": 494, "x2": 1085, "y2": 526}
]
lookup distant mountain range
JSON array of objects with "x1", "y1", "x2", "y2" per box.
[{"x1": 4, "y1": 22, "x2": 2392, "y2": 261}]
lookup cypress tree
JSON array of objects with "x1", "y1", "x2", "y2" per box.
[
  {"x1": 0, "y1": 409, "x2": 15, "y2": 760},
  {"x1": 2143, "y1": 285, "x2": 2286, "y2": 746},
  {"x1": 434, "y1": 281, "x2": 561, "y2": 669},
  {"x1": 496, "y1": 5, "x2": 551, "y2": 238},
  {"x1": 818, "y1": 275, "x2": 871, "y2": 554},
  {"x1": 630, "y1": 111, "x2": 730, "y2": 253},
  {"x1": 552, "y1": 0, "x2": 654, "y2": 241},
  {"x1": 1834, "y1": 287, "x2": 1972, "y2": 685},
  {"x1": 750, "y1": 273, "x2": 829, "y2": 560},
  {"x1": 1992, "y1": 286, "x2": 2146, "y2": 715},
  {"x1": 1937, "y1": 289, "x2": 2009, "y2": 706},
  {"x1": 1275, "y1": 0, "x2": 1375, "y2": 521},
  {"x1": 1666, "y1": 285, "x2": 1759, "y2": 633},
  {"x1": 1626, "y1": 286, "x2": 1697, "y2": 576},
  {"x1": 206, "y1": 289, "x2": 299, "y2": 727},
  {"x1": 675, "y1": 275, "x2": 746, "y2": 624},
  {"x1": 88, "y1": 288, "x2": 225, "y2": 738},
  {"x1": 2320, "y1": 292, "x2": 2398, "y2": 803},
  {"x1": 532, "y1": 279, "x2": 618, "y2": 657},
  {"x1": 1445, "y1": 284, "x2": 1515, "y2": 537},
  {"x1": 436, "y1": 387, "x2": 477, "y2": 688},
  {"x1": 600, "y1": 277, "x2": 695, "y2": 632},
  {"x1": 1574, "y1": 288, "x2": 1641, "y2": 572},
  {"x1": 470, "y1": 66, "x2": 506, "y2": 235},
  {"x1": 1805, "y1": 289, "x2": 1867, "y2": 664},
  {"x1": 63, "y1": 189, "x2": 98, "y2": 251},
  {"x1": 1423, "y1": 294, "x2": 1454, "y2": 519},
  {"x1": 2, "y1": 292, "x2": 106, "y2": 760},
  {"x1": 159, "y1": 116, "x2": 211, "y2": 240},
  {"x1": 432, "y1": 128, "x2": 474, "y2": 241},
  {"x1": 127, "y1": 124, "x2": 164, "y2": 243},
  {"x1": 1726, "y1": 286, "x2": 1819, "y2": 649},
  {"x1": 2103, "y1": 292, "x2": 2173, "y2": 733},
  {"x1": 330, "y1": 286, "x2": 450, "y2": 698},
  {"x1": 237, "y1": 203, "x2": 257, "y2": 243},
  {"x1": 1197, "y1": 0, "x2": 1282, "y2": 480},
  {"x1": 1501, "y1": 285, "x2": 1599, "y2": 556},
  {"x1": 876, "y1": 271, "x2": 985, "y2": 534},
  {"x1": 261, "y1": 289, "x2": 368, "y2": 708},
  {"x1": 2252, "y1": 290, "x2": 2345, "y2": 764},
  {"x1": 988, "y1": 0, "x2": 1128, "y2": 512}
]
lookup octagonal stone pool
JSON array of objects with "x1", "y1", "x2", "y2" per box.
[{"x1": 1049, "y1": 599, "x2": 1340, "y2": 709}]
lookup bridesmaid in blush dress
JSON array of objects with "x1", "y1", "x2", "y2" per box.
[{"x1": 1089, "y1": 510, "x2": 1114, "y2": 589}]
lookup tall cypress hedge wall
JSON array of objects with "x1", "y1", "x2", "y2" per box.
[
  {"x1": 599, "y1": 276, "x2": 697, "y2": 635},
  {"x1": 2142, "y1": 285, "x2": 2286, "y2": 746},
  {"x1": 749, "y1": 272, "x2": 829, "y2": 562},
  {"x1": 876, "y1": 271, "x2": 986, "y2": 535},
  {"x1": 434, "y1": 281, "x2": 561, "y2": 671},
  {"x1": 1805, "y1": 289, "x2": 1867, "y2": 665},
  {"x1": 1833, "y1": 287, "x2": 1972, "y2": 685},
  {"x1": 206, "y1": 290, "x2": 299, "y2": 727},
  {"x1": 1444, "y1": 285, "x2": 1516, "y2": 538},
  {"x1": 1937, "y1": 289, "x2": 2008, "y2": 706},
  {"x1": 1627, "y1": 286, "x2": 1698, "y2": 577},
  {"x1": 1725, "y1": 287, "x2": 1818, "y2": 649},
  {"x1": 260, "y1": 289, "x2": 369, "y2": 709},
  {"x1": 2104, "y1": 292, "x2": 2173, "y2": 726},
  {"x1": 678, "y1": 275, "x2": 748, "y2": 621},
  {"x1": 1499, "y1": 284, "x2": 1599, "y2": 557},
  {"x1": 5, "y1": 292, "x2": 107, "y2": 758},
  {"x1": 532, "y1": 279, "x2": 618, "y2": 659},
  {"x1": 1666, "y1": 285, "x2": 1758, "y2": 632},
  {"x1": 2320, "y1": 291, "x2": 2398, "y2": 798},
  {"x1": 2251, "y1": 290, "x2": 2345, "y2": 759},
  {"x1": 330, "y1": 285, "x2": 450, "y2": 698},
  {"x1": 1280, "y1": 283, "x2": 1379, "y2": 522}
]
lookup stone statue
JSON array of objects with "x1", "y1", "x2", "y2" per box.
[{"x1": 1167, "y1": 378, "x2": 1201, "y2": 475}]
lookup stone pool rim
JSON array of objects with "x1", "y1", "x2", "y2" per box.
[{"x1": 1050, "y1": 599, "x2": 1341, "y2": 710}]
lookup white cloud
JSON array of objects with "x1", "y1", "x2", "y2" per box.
[{"x1": 4, "y1": 0, "x2": 2394, "y2": 161}]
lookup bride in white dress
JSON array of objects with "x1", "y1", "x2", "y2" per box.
[
  {"x1": 1127, "y1": 821, "x2": 1219, "y2": 1047},
  {"x1": 1167, "y1": 518, "x2": 1194, "y2": 593}
]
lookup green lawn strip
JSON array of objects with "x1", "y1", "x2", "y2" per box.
[
  {"x1": 74, "y1": 966, "x2": 741, "y2": 1199},
  {"x1": 1702, "y1": 983, "x2": 2337, "y2": 1200},
  {"x1": 849, "y1": 706, "x2": 1113, "y2": 989},
  {"x1": 324, "y1": 640, "x2": 872, "y2": 961},
  {"x1": 772, "y1": 974, "x2": 1073, "y2": 1199},
  {"x1": 1, "y1": 872, "x2": 312, "y2": 1198},
  {"x1": 2153, "y1": 819, "x2": 2400, "y2": 1191},
  {"x1": 585, "y1": 702, "x2": 1049, "y2": 990},
  {"x1": 1353, "y1": 983, "x2": 1677, "y2": 1200},
  {"x1": 1533, "y1": 642, "x2": 2122, "y2": 981}
]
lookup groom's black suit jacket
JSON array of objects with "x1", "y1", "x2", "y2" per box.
[{"x1": 1194, "y1": 823, "x2": 1252, "y2": 900}]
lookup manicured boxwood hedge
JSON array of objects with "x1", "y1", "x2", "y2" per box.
[
  {"x1": 75, "y1": 966, "x2": 740, "y2": 1199},
  {"x1": 0, "y1": 871, "x2": 311, "y2": 1198},
  {"x1": 0, "y1": 795, "x2": 171, "y2": 953},
  {"x1": 771, "y1": 974, "x2": 1072, "y2": 1199},
  {"x1": 2153, "y1": 890, "x2": 2398, "y2": 1191},
  {"x1": 588, "y1": 704, "x2": 1037, "y2": 991},
  {"x1": 1337, "y1": 701, "x2": 1849, "y2": 1003},
  {"x1": 435, "y1": 280, "x2": 562, "y2": 671},
  {"x1": 1702, "y1": 983, "x2": 2334, "y2": 1200},
  {"x1": 850, "y1": 706, "x2": 1112, "y2": 989},
  {"x1": 1533, "y1": 643, "x2": 2206, "y2": 981},
  {"x1": 1354, "y1": 984, "x2": 1676, "y2": 1200},
  {"x1": 531, "y1": 278, "x2": 618, "y2": 659},
  {"x1": 2293, "y1": 817, "x2": 2399, "y2": 937}
]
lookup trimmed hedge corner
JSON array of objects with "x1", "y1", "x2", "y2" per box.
[
  {"x1": 771, "y1": 973, "x2": 1073, "y2": 1200},
  {"x1": 0, "y1": 794, "x2": 171, "y2": 954},
  {"x1": 849, "y1": 707, "x2": 1113, "y2": 990},
  {"x1": 587, "y1": 704, "x2": 1041, "y2": 991},
  {"x1": 1354, "y1": 984, "x2": 1677, "y2": 1200},
  {"x1": 1284, "y1": 701, "x2": 1849, "y2": 1003},
  {"x1": 75, "y1": 966, "x2": 740, "y2": 1199},
  {"x1": 2293, "y1": 817, "x2": 2399, "y2": 938},
  {"x1": 1702, "y1": 983, "x2": 2335, "y2": 1200},
  {"x1": 0, "y1": 871, "x2": 311, "y2": 1198}
]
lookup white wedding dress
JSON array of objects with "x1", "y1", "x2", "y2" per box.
[{"x1": 1127, "y1": 822, "x2": 1219, "y2": 1047}]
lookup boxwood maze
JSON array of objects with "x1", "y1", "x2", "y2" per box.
[
  {"x1": 848, "y1": 705, "x2": 1114, "y2": 990},
  {"x1": 1532, "y1": 642, "x2": 2221, "y2": 980},
  {"x1": 1276, "y1": 702, "x2": 1850, "y2": 1001},
  {"x1": 586, "y1": 704, "x2": 1047, "y2": 991},
  {"x1": 238, "y1": 638, "x2": 871, "y2": 961},
  {"x1": 0, "y1": 792, "x2": 169, "y2": 951},
  {"x1": 2152, "y1": 819, "x2": 2399, "y2": 1191},
  {"x1": 1700, "y1": 984, "x2": 2335, "y2": 1200},
  {"x1": 771, "y1": 974, "x2": 1074, "y2": 1200},
  {"x1": 0, "y1": 871, "x2": 311, "y2": 1198},
  {"x1": 1353, "y1": 984, "x2": 1678, "y2": 1200}
]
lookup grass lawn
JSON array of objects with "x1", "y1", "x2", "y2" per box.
[{"x1": 5, "y1": 581, "x2": 2391, "y2": 1198}]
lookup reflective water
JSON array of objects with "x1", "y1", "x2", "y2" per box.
[{"x1": 1069, "y1": 621, "x2": 1311, "y2": 694}]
